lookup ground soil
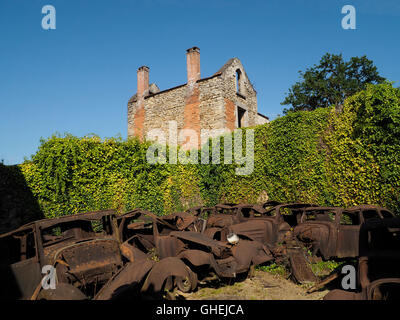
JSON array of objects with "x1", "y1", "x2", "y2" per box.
[{"x1": 174, "y1": 270, "x2": 329, "y2": 300}]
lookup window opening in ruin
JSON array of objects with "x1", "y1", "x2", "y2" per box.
[
  {"x1": 237, "y1": 106, "x2": 246, "y2": 128},
  {"x1": 236, "y1": 69, "x2": 242, "y2": 94}
]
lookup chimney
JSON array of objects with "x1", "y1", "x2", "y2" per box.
[
  {"x1": 137, "y1": 66, "x2": 149, "y2": 98},
  {"x1": 186, "y1": 47, "x2": 200, "y2": 84}
]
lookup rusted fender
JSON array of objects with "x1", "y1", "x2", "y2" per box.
[
  {"x1": 155, "y1": 235, "x2": 185, "y2": 259},
  {"x1": 204, "y1": 227, "x2": 223, "y2": 240},
  {"x1": 178, "y1": 249, "x2": 215, "y2": 267},
  {"x1": 162, "y1": 212, "x2": 197, "y2": 231},
  {"x1": 169, "y1": 231, "x2": 230, "y2": 257},
  {"x1": 231, "y1": 240, "x2": 273, "y2": 273},
  {"x1": 95, "y1": 259, "x2": 155, "y2": 300},
  {"x1": 230, "y1": 220, "x2": 273, "y2": 244},
  {"x1": 207, "y1": 215, "x2": 237, "y2": 229},
  {"x1": 325, "y1": 278, "x2": 400, "y2": 300},
  {"x1": 141, "y1": 257, "x2": 194, "y2": 293},
  {"x1": 120, "y1": 242, "x2": 148, "y2": 262},
  {"x1": 323, "y1": 289, "x2": 363, "y2": 300},
  {"x1": 177, "y1": 249, "x2": 229, "y2": 276},
  {"x1": 178, "y1": 249, "x2": 241, "y2": 278},
  {"x1": 37, "y1": 283, "x2": 87, "y2": 300},
  {"x1": 294, "y1": 222, "x2": 333, "y2": 258}
]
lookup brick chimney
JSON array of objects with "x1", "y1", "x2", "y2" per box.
[
  {"x1": 186, "y1": 47, "x2": 200, "y2": 84},
  {"x1": 137, "y1": 66, "x2": 149, "y2": 98}
]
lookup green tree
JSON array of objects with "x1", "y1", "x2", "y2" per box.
[{"x1": 282, "y1": 53, "x2": 385, "y2": 113}]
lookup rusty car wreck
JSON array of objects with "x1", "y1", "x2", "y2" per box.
[
  {"x1": 1, "y1": 201, "x2": 399, "y2": 300},
  {"x1": 323, "y1": 216, "x2": 400, "y2": 300},
  {"x1": 0, "y1": 210, "x2": 125, "y2": 299}
]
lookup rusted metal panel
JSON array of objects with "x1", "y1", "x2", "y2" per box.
[
  {"x1": 141, "y1": 257, "x2": 194, "y2": 293},
  {"x1": 53, "y1": 239, "x2": 123, "y2": 285},
  {"x1": 231, "y1": 239, "x2": 273, "y2": 273},
  {"x1": 95, "y1": 259, "x2": 155, "y2": 300},
  {"x1": 230, "y1": 220, "x2": 271, "y2": 244}
]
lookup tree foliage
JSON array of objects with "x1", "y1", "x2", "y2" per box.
[{"x1": 282, "y1": 53, "x2": 385, "y2": 113}]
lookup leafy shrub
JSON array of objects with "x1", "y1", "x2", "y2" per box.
[{"x1": 20, "y1": 135, "x2": 200, "y2": 218}]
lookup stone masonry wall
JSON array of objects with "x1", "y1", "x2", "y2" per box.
[
  {"x1": 127, "y1": 57, "x2": 263, "y2": 148},
  {"x1": 219, "y1": 58, "x2": 258, "y2": 129}
]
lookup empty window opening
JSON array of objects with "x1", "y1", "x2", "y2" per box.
[
  {"x1": 381, "y1": 210, "x2": 394, "y2": 218},
  {"x1": 236, "y1": 69, "x2": 242, "y2": 94},
  {"x1": 362, "y1": 209, "x2": 380, "y2": 221},
  {"x1": 303, "y1": 211, "x2": 335, "y2": 222},
  {"x1": 340, "y1": 211, "x2": 360, "y2": 225},
  {"x1": 237, "y1": 106, "x2": 246, "y2": 128},
  {"x1": 0, "y1": 228, "x2": 36, "y2": 264}
]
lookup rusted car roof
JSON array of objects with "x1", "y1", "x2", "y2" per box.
[{"x1": 0, "y1": 209, "x2": 117, "y2": 238}]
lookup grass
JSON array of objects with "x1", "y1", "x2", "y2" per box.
[
  {"x1": 256, "y1": 263, "x2": 289, "y2": 277},
  {"x1": 310, "y1": 260, "x2": 344, "y2": 277},
  {"x1": 193, "y1": 280, "x2": 246, "y2": 298}
]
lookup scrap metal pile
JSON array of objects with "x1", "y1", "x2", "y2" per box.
[{"x1": 1, "y1": 201, "x2": 399, "y2": 300}]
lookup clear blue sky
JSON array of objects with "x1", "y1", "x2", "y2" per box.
[{"x1": 1, "y1": 0, "x2": 399, "y2": 165}]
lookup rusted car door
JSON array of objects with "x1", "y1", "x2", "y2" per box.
[
  {"x1": 0, "y1": 226, "x2": 41, "y2": 299},
  {"x1": 231, "y1": 205, "x2": 279, "y2": 245},
  {"x1": 336, "y1": 210, "x2": 361, "y2": 258},
  {"x1": 8, "y1": 257, "x2": 41, "y2": 299},
  {"x1": 294, "y1": 208, "x2": 339, "y2": 259}
]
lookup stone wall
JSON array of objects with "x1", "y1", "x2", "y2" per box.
[
  {"x1": 255, "y1": 114, "x2": 270, "y2": 126},
  {"x1": 219, "y1": 58, "x2": 258, "y2": 130}
]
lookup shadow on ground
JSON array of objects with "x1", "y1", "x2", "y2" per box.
[{"x1": 0, "y1": 163, "x2": 43, "y2": 234}]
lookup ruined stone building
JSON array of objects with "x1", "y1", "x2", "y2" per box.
[{"x1": 127, "y1": 47, "x2": 268, "y2": 149}]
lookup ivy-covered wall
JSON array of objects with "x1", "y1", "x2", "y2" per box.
[
  {"x1": 20, "y1": 136, "x2": 201, "y2": 218},
  {"x1": 18, "y1": 83, "x2": 400, "y2": 220}
]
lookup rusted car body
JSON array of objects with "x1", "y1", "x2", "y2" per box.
[
  {"x1": 324, "y1": 217, "x2": 400, "y2": 300},
  {"x1": 0, "y1": 210, "x2": 124, "y2": 300},
  {"x1": 294, "y1": 205, "x2": 398, "y2": 259}
]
